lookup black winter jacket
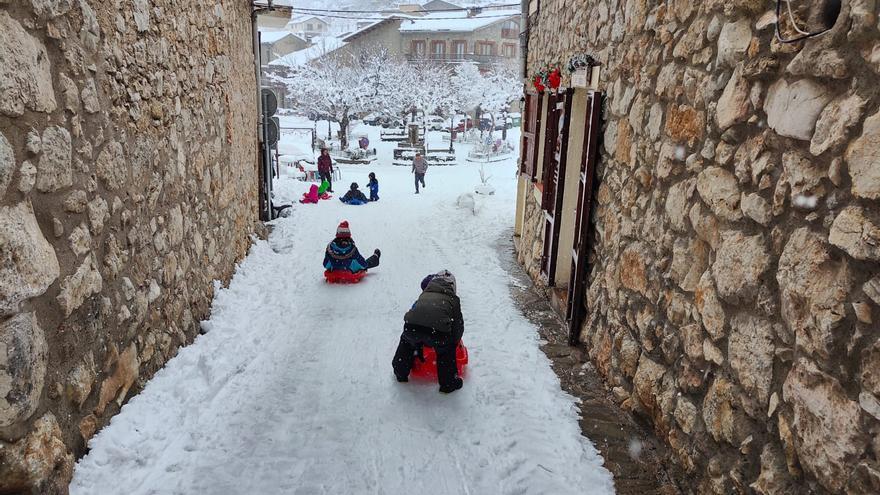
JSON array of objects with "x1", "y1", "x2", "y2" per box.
[{"x1": 404, "y1": 276, "x2": 463, "y2": 336}]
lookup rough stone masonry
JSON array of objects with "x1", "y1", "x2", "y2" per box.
[
  {"x1": 520, "y1": 0, "x2": 880, "y2": 493},
  {"x1": 0, "y1": 1, "x2": 257, "y2": 492}
]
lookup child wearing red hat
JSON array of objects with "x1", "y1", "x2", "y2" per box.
[{"x1": 323, "y1": 221, "x2": 381, "y2": 273}]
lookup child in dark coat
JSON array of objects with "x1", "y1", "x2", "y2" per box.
[
  {"x1": 323, "y1": 221, "x2": 380, "y2": 272},
  {"x1": 340, "y1": 182, "x2": 369, "y2": 205},
  {"x1": 367, "y1": 172, "x2": 379, "y2": 202},
  {"x1": 392, "y1": 271, "x2": 464, "y2": 393}
]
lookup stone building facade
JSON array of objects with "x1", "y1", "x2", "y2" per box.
[
  {"x1": 0, "y1": 1, "x2": 257, "y2": 493},
  {"x1": 515, "y1": 0, "x2": 880, "y2": 493}
]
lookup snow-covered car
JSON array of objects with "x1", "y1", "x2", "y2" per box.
[
  {"x1": 426, "y1": 116, "x2": 447, "y2": 131},
  {"x1": 362, "y1": 113, "x2": 382, "y2": 126}
]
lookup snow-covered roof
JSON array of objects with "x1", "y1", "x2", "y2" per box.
[
  {"x1": 398, "y1": 9, "x2": 520, "y2": 33},
  {"x1": 269, "y1": 36, "x2": 346, "y2": 67},
  {"x1": 290, "y1": 14, "x2": 329, "y2": 25},
  {"x1": 259, "y1": 30, "x2": 304, "y2": 44},
  {"x1": 341, "y1": 15, "x2": 410, "y2": 42}
]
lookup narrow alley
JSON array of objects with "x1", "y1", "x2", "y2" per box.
[{"x1": 70, "y1": 156, "x2": 615, "y2": 494}]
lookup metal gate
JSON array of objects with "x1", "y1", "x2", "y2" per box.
[{"x1": 566, "y1": 91, "x2": 603, "y2": 344}]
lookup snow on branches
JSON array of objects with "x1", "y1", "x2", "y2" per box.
[{"x1": 274, "y1": 49, "x2": 521, "y2": 147}]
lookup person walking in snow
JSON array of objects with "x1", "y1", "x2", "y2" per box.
[
  {"x1": 392, "y1": 271, "x2": 464, "y2": 393},
  {"x1": 412, "y1": 153, "x2": 428, "y2": 194},
  {"x1": 323, "y1": 221, "x2": 380, "y2": 273},
  {"x1": 367, "y1": 172, "x2": 379, "y2": 202},
  {"x1": 318, "y1": 148, "x2": 334, "y2": 193},
  {"x1": 340, "y1": 182, "x2": 369, "y2": 205}
]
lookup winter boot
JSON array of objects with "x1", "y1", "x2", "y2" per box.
[
  {"x1": 439, "y1": 377, "x2": 463, "y2": 394},
  {"x1": 395, "y1": 374, "x2": 409, "y2": 383}
]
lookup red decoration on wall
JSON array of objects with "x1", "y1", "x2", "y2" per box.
[
  {"x1": 548, "y1": 68, "x2": 561, "y2": 89},
  {"x1": 533, "y1": 75, "x2": 545, "y2": 92}
]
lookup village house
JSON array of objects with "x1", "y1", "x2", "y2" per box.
[
  {"x1": 326, "y1": 1, "x2": 520, "y2": 70},
  {"x1": 399, "y1": 9, "x2": 521, "y2": 68},
  {"x1": 515, "y1": 1, "x2": 880, "y2": 494},
  {"x1": 259, "y1": 30, "x2": 310, "y2": 65},
  {"x1": 288, "y1": 14, "x2": 331, "y2": 41}
]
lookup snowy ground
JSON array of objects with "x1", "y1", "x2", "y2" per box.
[{"x1": 70, "y1": 124, "x2": 615, "y2": 495}]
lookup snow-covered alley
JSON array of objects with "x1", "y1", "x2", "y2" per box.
[{"x1": 70, "y1": 126, "x2": 615, "y2": 495}]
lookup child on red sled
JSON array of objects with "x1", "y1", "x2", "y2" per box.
[
  {"x1": 392, "y1": 271, "x2": 464, "y2": 393},
  {"x1": 323, "y1": 221, "x2": 380, "y2": 273}
]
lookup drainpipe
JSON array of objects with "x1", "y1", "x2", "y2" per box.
[
  {"x1": 251, "y1": 3, "x2": 266, "y2": 221},
  {"x1": 519, "y1": 0, "x2": 528, "y2": 81}
]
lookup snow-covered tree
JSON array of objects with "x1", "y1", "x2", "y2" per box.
[{"x1": 481, "y1": 62, "x2": 521, "y2": 140}]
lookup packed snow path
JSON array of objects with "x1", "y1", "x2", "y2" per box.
[{"x1": 71, "y1": 148, "x2": 614, "y2": 494}]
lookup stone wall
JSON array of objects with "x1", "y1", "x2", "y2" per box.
[
  {"x1": 0, "y1": 1, "x2": 257, "y2": 492},
  {"x1": 517, "y1": 189, "x2": 545, "y2": 282},
  {"x1": 523, "y1": 0, "x2": 880, "y2": 493}
]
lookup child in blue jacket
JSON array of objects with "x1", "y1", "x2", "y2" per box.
[
  {"x1": 323, "y1": 221, "x2": 380, "y2": 272},
  {"x1": 367, "y1": 172, "x2": 379, "y2": 202}
]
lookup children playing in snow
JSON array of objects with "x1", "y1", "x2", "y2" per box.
[
  {"x1": 367, "y1": 172, "x2": 379, "y2": 202},
  {"x1": 392, "y1": 271, "x2": 465, "y2": 394},
  {"x1": 323, "y1": 221, "x2": 381, "y2": 273},
  {"x1": 340, "y1": 182, "x2": 369, "y2": 205}
]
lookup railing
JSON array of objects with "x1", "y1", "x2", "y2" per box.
[
  {"x1": 405, "y1": 53, "x2": 506, "y2": 64},
  {"x1": 501, "y1": 28, "x2": 518, "y2": 38}
]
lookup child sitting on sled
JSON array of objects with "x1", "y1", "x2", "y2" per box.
[
  {"x1": 340, "y1": 182, "x2": 369, "y2": 205},
  {"x1": 392, "y1": 271, "x2": 464, "y2": 393},
  {"x1": 323, "y1": 221, "x2": 380, "y2": 273}
]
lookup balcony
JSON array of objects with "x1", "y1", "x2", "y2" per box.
[{"x1": 405, "y1": 53, "x2": 505, "y2": 65}]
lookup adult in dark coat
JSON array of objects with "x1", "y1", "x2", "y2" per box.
[
  {"x1": 340, "y1": 182, "x2": 369, "y2": 205},
  {"x1": 392, "y1": 271, "x2": 464, "y2": 393},
  {"x1": 323, "y1": 221, "x2": 380, "y2": 272},
  {"x1": 317, "y1": 148, "x2": 334, "y2": 193}
]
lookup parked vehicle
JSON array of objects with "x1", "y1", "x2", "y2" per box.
[
  {"x1": 453, "y1": 117, "x2": 474, "y2": 133},
  {"x1": 362, "y1": 113, "x2": 382, "y2": 126},
  {"x1": 426, "y1": 116, "x2": 447, "y2": 131}
]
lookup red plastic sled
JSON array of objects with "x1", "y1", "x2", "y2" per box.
[
  {"x1": 324, "y1": 269, "x2": 367, "y2": 284},
  {"x1": 411, "y1": 342, "x2": 469, "y2": 379}
]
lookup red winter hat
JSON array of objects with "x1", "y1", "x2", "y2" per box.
[{"x1": 336, "y1": 220, "x2": 351, "y2": 238}]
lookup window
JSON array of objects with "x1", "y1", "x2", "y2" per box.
[
  {"x1": 430, "y1": 40, "x2": 446, "y2": 59},
  {"x1": 411, "y1": 40, "x2": 426, "y2": 57},
  {"x1": 307, "y1": 23, "x2": 314, "y2": 31},
  {"x1": 475, "y1": 41, "x2": 495, "y2": 56},
  {"x1": 452, "y1": 40, "x2": 467, "y2": 59},
  {"x1": 501, "y1": 20, "x2": 519, "y2": 38},
  {"x1": 502, "y1": 43, "x2": 516, "y2": 57}
]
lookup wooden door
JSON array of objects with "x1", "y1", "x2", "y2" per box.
[
  {"x1": 540, "y1": 89, "x2": 573, "y2": 286},
  {"x1": 520, "y1": 92, "x2": 542, "y2": 181},
  {"x1": 566, "y1": 91, "x2": 603, "y2": 344}
]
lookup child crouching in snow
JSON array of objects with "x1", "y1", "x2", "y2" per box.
[
  {"x1": 340, "y1": 182, "x2": 369, "y2": 205},
  {"x1": 392, "y1": 271, "x2": 464, "y2": 393},
  {"x1": 367, "y1": 172, "x2": 379, "y2": 202},
  {"x1": 323, "y1": 221, "x2": 380, "y2": 273}
]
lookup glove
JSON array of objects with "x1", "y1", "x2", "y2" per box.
[{"x1": 374, "y1": 249, "x2": 381, "y2": 258}]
